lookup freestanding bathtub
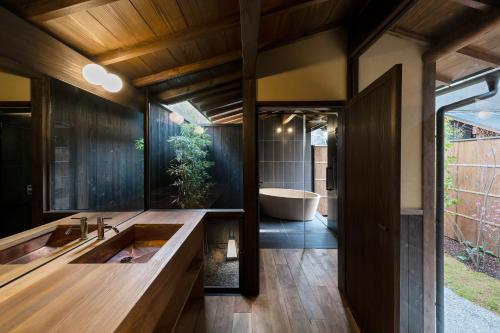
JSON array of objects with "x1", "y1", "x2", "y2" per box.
[{"x1": 259, "y1": 188, "x2": 321, "y2": 221}]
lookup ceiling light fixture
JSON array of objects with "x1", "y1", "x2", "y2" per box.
[
  {"x1": 82, "y1": 63, "x2": 123, "y2": 93},
  {"x1": 102, "y1": 73, "x2": 123, "y2": 93},
  {"x1": 82, "y1": 64, "x2": 107, "y2": 85}
]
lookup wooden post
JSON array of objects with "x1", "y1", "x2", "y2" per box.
[
  {"x1": 31, "y1": 76, "x2": 50, "y2": 227},
  {"x1": 239, "y1": 0, "x2": 261, "y2": 297},
  {"x1": 144, "y1": 90, "x2": 151, "y2": 210},
  {"x1": 422, "y1": 60, "x2": 436, "y2": 333}
]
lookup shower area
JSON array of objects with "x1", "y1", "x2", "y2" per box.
[{"x1": 258, "y1": 109, "x2": 339, "y2": 249}]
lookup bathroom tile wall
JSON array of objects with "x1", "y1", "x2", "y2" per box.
[{"x1": 258, "y1": 115, "x2": 312, "y2": 191}]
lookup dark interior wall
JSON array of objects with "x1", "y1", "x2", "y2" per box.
[
  {"x1": 149, "y1": 102, "x2": 243, "y2": 209},
  {"x1": 258, "y1": 115, "x2": 312, "y2": 191},
  {"x1": 0, "y1": 108, "x2": 32, "y2": 237},
  {"x1": 50, "y1": 79, "x2": 144, "y2": 210},
  {"x1": 204, "y1": 125, "x2": 243, "y2": 208},
  {"x1": 149, "y1": 102, "x2": 179, "y2": 208}
]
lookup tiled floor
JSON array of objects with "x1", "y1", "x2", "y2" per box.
[{"x1": 259, "y1": 213, "x2": 338, "y2": 249}]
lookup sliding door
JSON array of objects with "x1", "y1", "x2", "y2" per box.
[{"x1": 345, "y1": 65, "x2": 402, "y2": 332}]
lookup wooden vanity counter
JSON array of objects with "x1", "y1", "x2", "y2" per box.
[
  {"x1": 0, "y1": 210, "x2": 206, "y2": 333},
  {"x1": 0, "y1": 211, "x2": 141, "y2": 287}
]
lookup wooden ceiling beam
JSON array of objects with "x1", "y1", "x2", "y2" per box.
[
  {"x1": 133, "y1": 50, "x2": 242, "y2": 87},
  {"x1": 134, "y1": 21, "x2": 343, "y2": 88},
  {"x1": 451, "y1": 0, "x2": 495, "y2": 11},
  {"x1": 435, "y1": 73, "x2": 453, "y2": 85},
  {"x1": 348, "y1": 0, "x2": 416, "y2": 58},
  {"x1": 0, "y1": 6, "x2": 142, "y2": 109},
  {"x1": 215, "y1": 113, "x2": 243, "y2": 124},
  {"x1": 423, "y1": 8, "x2": 500, "y2": 62},
  {"x1": 390, "y1": 26, "x2": 500, "y2": 67},
  {"x1": 155, "y1": 72, "x2": 241, "y2": 102},
  {"x1": 190, "y1": 84, "x2": 242, "y2": 104},
  {"x1": 456, "y1": 46, "x2": 500, "y2": 67},
  {"x1": 159, "y1": 81, "x2": 241, "y2": 105},
  {"x1": 185, "y1": 81, "x2": 241, "y2": 103},
  {"x1": 205, "y1": 102, "x2": 243, "y2": 118},
  {"x1": 195, "y1": 91, "x2": 242, "y2": 110},
  {"x1": 209, "y1": 108, "x2": 243, "y2": 121},
  {"x1": 19, "y1": 0, "x2": 118, "y2": 22},
  {"x1": 200, "y1": 96, "x2": 242, "y2": 112},
  {"x1": 95, "y1": 0, "x2": 328, "y2": 66}
]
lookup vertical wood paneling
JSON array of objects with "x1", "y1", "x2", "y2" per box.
[
  {"x1": 345, "y1": 65, "x2": 401, "y2": 333},
  {"x1": 149, "y1": 102, "x2": 242, "y2": 209},
  {"x1": 400, "y1": 213, "x2": 424, "y2": 333},
  {"x1": 49, "y1": 79, "x2": 144, "y2": 211}
]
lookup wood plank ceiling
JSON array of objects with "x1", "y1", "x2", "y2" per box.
[
  {"x1": 4, "y1": 0, "x2": 498, "y2": 122},
  {"x1": 4, "y1": 0, "x2": 365, "y2": 123},
  {"x1": 389, "y1": 0, "x2": 500, "y2": 87}
]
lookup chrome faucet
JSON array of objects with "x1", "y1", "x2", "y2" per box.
[
  {"x1": 97, "y1": 217, "x2": 118, "y2": 240},
  {"x1": 70, "y1": 216, "x2": 89, "y2": 241}
]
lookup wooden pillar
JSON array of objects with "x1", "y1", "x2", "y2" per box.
[
  {"x1": 31, "y1": 76, "x2": 50, "y2": 226},
  {"x1": 422, "y1": 60, "x2": 436, "y2": 333},
  {"x1": 239, "y1": 0, "x2": 261, "y2": 296},
  {"x1": 144, "y1": 90, "x2": 151, "y2": 210}
]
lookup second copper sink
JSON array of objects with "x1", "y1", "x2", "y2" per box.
[{"x1": 0, "y1": 225, "x2": 97, "y2": 265}]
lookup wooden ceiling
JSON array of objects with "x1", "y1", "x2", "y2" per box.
[
  {"x1": 390, "y1": 0, "x2": 500, "y2": 87},
  {"x1": 3, "y1": 0, "x2": 499, "y2": 123},
  {"x1": 3, "y1": 0, "x2": 366, "y2": 123}
]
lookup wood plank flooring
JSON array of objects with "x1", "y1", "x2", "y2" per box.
[{"x1": 205, "y1": 249, "x2": 360, "y2": 333}]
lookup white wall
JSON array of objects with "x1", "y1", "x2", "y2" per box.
[
  {"x1": 256, "y1": 29, "x2": 347, "y2": 101},
  {"x1": 359, "y1": 34, "x2": 424, "y2": 209}
]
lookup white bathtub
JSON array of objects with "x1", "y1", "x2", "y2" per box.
[{"x1": 259, "y1": 188, "x2": 321, "y2": 221}]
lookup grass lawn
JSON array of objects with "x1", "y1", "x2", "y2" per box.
[{"x1": 445, "y1": 254, "x2": 500, "y2": 314}]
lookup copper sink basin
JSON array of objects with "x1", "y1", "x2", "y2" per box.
[
  {"x1": 0, "y1": 225, "x2": 97, "y2": 265},
  {"x1": 71, "y1": 224, "x2": 182, "y2": 264}
]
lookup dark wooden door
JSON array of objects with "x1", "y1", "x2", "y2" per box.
[
  {"x1": 345, "y1": 65, "x2": 401, "y2": 333},
  {"x1": 0, "y1": 111, "x2": 32, "y2": 237}
]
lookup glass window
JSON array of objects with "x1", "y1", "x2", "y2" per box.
[{"x1": 149, "y1": 101, "x2": 243, "y2": 209}]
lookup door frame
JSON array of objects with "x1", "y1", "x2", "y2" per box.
[{"x1": 255, "y1": 101, "x2": 345, "y2": 254}]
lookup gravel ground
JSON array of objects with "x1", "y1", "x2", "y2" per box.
[
  {"x1": 445, "y1": 287, "x2": 500, "y2": 333},
  {"x1": 204, "y1": 248, "x2": 239, "y2": 288},
  {"x1": 444, "y1": 237, "x2": 499, "y2": 280}
]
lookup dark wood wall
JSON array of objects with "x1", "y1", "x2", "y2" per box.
[
  {"x1": 149, "y1": 102, "x2": 243, "y2": 209},
  {"x1": 400, "y1": 211, "x2": 424, "y2": 333},
  {"x1": 149, "y1": 102, "x2": 179, "y2": 208},
  {"x1": 50, "y1": 79, "x2": 144, "y2": 211},
  {"x1": 204, "y1": 125, "x2": 243, "y2": 209}
]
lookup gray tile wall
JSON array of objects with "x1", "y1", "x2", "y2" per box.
[{"x1": 258, "y1": 116, "x2": 312, "y2": 191}]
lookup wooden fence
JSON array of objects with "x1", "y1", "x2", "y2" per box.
[
  {"x1": 313, "y1": 145, "x2": 327, "y2": 215},
  {"x1": 445, "y1": 137, "x2": 500, "y2": 257}
]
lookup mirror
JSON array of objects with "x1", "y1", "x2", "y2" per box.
[{"x1": 0, "y1": 74, "x2": 145, "y2": 286}]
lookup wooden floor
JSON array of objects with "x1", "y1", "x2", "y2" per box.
[{"x1": 205, "y1": 249, "x2": 359, "y2": 333}]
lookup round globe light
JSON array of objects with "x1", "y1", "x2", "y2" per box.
[
  {"x1": 102, "y1": 73, "x2": 123, "y2": 93},
  {"x1": 82, "y1": 64, "x2": 107, "y2": 85}
]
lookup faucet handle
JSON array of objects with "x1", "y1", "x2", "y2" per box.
[
  {"x1": 97, "y1": 217, "x2": 112, "y2": 223},
  {"x1": 71, "y1": 216, "x2": 87, "y2": 222}
]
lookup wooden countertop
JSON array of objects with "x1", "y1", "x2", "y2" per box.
[
  {"x1": 0, "y1": 210, "x2": 205, "y2": 332},
  {"x1": 0, "y1": 211, "x2": 141, "y2": 287}
]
